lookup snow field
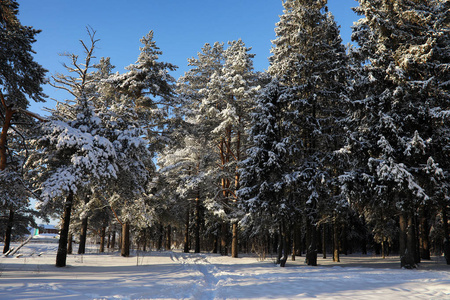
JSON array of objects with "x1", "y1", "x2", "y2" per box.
[{"x1": 0, "y1": 242, "x2": 449, "y2": 299}]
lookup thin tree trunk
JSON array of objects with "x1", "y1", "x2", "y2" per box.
[
  {"x1": 56, "y1": 190, "x2": 73, "y2": 267},
  {"x1": 399, "y1": 212, "x2": 407, "y2": 257},
  {"x1": 2, "y1": 209, "x2": 14, "y2": 254},
  {"x1": 322, "y1": 223, "x2": 327, "y2": 259},
  {"x1": 420, "y1": 208, "x2": 430, "y2": 260},
  {"x1": 231, "y1": 222, "x2": 238, "y2": 258},
  {"x1": 67, "y1": 233, "x2": 73, "y2": 254},
  {"x1": 157, "y1": 223, "x2": 163, "y2": 250},
  {"x1": 195, "y1": 193, "x2": 201, "y2": 253},
  {"x1": 166, "y1": 224, "x2": 172, "y2": 250},
  {"x1": 107, "y1": 231, "x2": 111, "y2": 249},
  {"x1": 292, "y1": 226, "x2": 297, "y2": 261},
  {"x1": 100, "y1": 226, "x2": 106, "y2": 253},
  {"x1": 231, "y1": 123, "x2": 241, "y2": 259},
  {"x1": 78, "y1": 216, "x2": 88, "y2": 254},
  {"x1": 0, "y1": 106, "x2": 14, "y2": 171},
  {"x1": 220, "y1": 221, "x2": 228, "y2": 256},
  {"x1": 441, "y1": 206, "x2": 450, "y2": 264},
  {"x1": 184, "y1": 206, "x2": 190, "y2": 253},
  {"x1": 212, "y1": 233, "x2": 218, "y2": 254},
  {"x1": 333, "y1": 213, "x2": 339, "y2": 262},
  {"x1": 307, "y1": 223, "x2": 318, "y2": 266},
  {"x1": 111, "y1": 231, "x2": 116, "y2": 249},
  {"x1": 121, "y1": 222, "x2": 130, "y2": 257},
  {"x1": 400, "y1": 212, "x2": 416, "y2": 269}
]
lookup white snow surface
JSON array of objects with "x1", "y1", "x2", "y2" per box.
[{"x1": 1, "y1": 240, "x2": 449, "y2": 300}]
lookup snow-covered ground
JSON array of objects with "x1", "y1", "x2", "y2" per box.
[{"x1": 1, "y1": 237, "x2": 449, "y2": 300}]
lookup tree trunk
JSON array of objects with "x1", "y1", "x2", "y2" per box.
[
  {"x1": 399, "y1": 212, "x2": 407, "y2": 257},
  {"x1": 231, "y1": 221, "x2": 238, "y2": 258},
  {"x1": 400, "y1": 212, "x2": 416, "y2": 269},
  {"x1": 195, "y1": 193, "x2": 201, "y2": 253},
  {"x1": 361, "y1": 215, "x2": 367, "y2": 255},
  {"x1": 78, "y1": 216, "x2": 88, "y2": 254},
  {"x1": 220, "y1": 221, "x2": 228, "y2": 256},
  {"x1": 0, "y1": 107, "x2": 14, "y2": 171},
  {"x1": 184, "y1": 206, "x2": 190, "y2": 253},
  {"x1": 442, "y1": 205, "x2": 450, "y2": 265},
  {"x1": 67, "y1": 233, "x2": 73, "y2": 254},
  {"x1": 111, "y1": 231, "x2": 116, "y2": 249},
  {"x1": 56, "y1": 190, "x2": 73, "y2": 267},
  {"x1": 100, "y1": 226, "x2": 106, "y2": 253},
  {"x1": 121, "y1": 222, "x2": 130, "y2": 257},
  {"x1": 2, "y1": 209, "x2": 14, "y2": 254},
  {"x1": 157, "y1": 223, "x2": 163, "y2": 250},
  {"x1": 212, "y1": 234, "x2": 218, "y2": 254},
  {"x1": 166, "y1": 224, "x2": 172, "y2": 250},
  {"x1": 307, "y1": 220, "x2": 318, "y2": 266},
  {"x1": 420, "y1": 207, "x2": 430, "y2": 260},
  {"x1": 277, "y1": 221, "x2": 289, "y2": 267},
  {"x1": 322, "y1": 223, "x2": 327, "y2": 259},
  {"x1": 333, "y1": 213, "x2": 339, "y2": 262}
]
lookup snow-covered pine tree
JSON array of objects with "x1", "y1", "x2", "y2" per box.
[
  {"x1": 92, "y1": 56, "x2": 154, "y2": 257},
  {"x1": 0, "y1": 0, "x2": 46, "y2": 253},
  {"x1": 105, "y1": 31, "x2": 177, "y2": 256},
  {"x1": 160, "y1": 42, "x2": 226, "y2": 254},
  {"x1": 343, "y1": 0, "x2": 449, "y2": 268},
  {"x1": 268, "y1": 0, "x2": 349, "y2": 266},
  {"x1": 110, "y1": 30, "x2": 178, "y2": 154},
  {"x1": 238, "y1": 79, "x2": 297, "y2": 267},
  {"x1": 209, "y1": 39, "x2": 259, "y2": 258},
  {"x1": 25, "y1": 29, "x2": 118, "y2": 267}
]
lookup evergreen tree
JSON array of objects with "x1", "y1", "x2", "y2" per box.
[
  {"x1": 343, "y1": 0, "x2": 449, "y2": 268},
  {"x1": 106, "y1": 30, "x2": 176, "y2": 256},
  {"x1": 0, "y1": 0, "x2": 46, "y2": 253},
  {"x1": 268, "y1": 0, "x2": 349, "y2": 266},
  {"x1": 238, "y1": 79, "x2": 297, "y2": 267},
  {"x1": 25, "y1": 29, "x2": 118, "y2": 267}
]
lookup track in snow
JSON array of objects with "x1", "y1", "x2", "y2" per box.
[{"x1": 170, "y1": 252, "x2": 222, "y2": 299}]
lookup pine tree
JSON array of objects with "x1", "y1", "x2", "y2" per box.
[
  {"x1": 0, "y1": 0, "x2": 46, "y2": 253},
  {"x1": 25, "y1": 29, "x2": 118, "y2": 267},
  {"x1": 343, "y1": 0, "x2": 449, "y2": 268},
  {"x1": 238, "y1": 79, "x2": 297, "y2": 267},
  {"x1": 268, "y1": 0, "x2": 349, "y2": 266},
  {"x1": 106, "y1": 30, "x2": 176, "y2": 256}
]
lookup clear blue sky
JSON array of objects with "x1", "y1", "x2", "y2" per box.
[{"x1": 18, "y1": 0, "x2": 360, "y2": 114}]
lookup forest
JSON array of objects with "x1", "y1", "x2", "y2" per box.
[{"x1": 1, "y1": 0, "x2": 449, "y2": 270}]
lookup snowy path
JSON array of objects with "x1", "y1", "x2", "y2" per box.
[
  {"x1": 0, "y1": 241, "x2": 450, "y2": 299},
  {"x1": 170, "y1": 252, "x2": 222, "y2": 299}
]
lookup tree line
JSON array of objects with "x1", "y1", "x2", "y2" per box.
[{"x1": 1, "y1": 0, "x2": 449, "y2": 269}]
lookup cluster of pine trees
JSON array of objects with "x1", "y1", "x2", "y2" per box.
[{"x1": 1, "y1": 0, "x2": 449, "y2": 268}]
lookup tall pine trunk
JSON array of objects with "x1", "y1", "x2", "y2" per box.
[
  {"x1": 111, "y1": 231, "x2": 116, "y2": 249},
  {"x1": 67, "y1": 232, "x2": 73, "y2": 254},
  {"x1": 121, "y1": 222, "x2": 130, "y2": 257},
  {"x1": 78, "y1": 216, "x2": 88, "y2": 254},
  {"x1": 322, "y1": 223, "x2": 327, "y2": 259},
  {"x1": 56, "y1": 190, "x2": 74, "y2": 267},
  {"x1": 184, "y1": 205, "x2": 190, "y2": 253},
  {"x1": 100, "y1": 226, "x2": 106, "y2": 253},
  {"x1": 166, "y1": 224, "x2": 172, "y2": 250},
  {"x1": 220, "y1": 221, "x2": 228, "y2": 256},
  {"x1": 442, "y1": 205, "x2": 450, "y2": 265},
  {"x1": 420, "y1": 207, "x2": 430, "y2": 260},
  {"x1": 400, "y1": 211, "x2": 416, "y2": 269},
  {"x1": 195, "y1": 193, "x2": 201, "y2": 253},
  {"x1": 277, "y1": 221, "x2": 289, "y2": 267},
  {"x1": 231, "y1": 222, "x2": 238, "y2": 258},
  {"x1": 231, "y1": 123, "x2": 241, "y2": 259},
  {"x1": 2, "y1": 209, "x2": 14, "y2": 254}
]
